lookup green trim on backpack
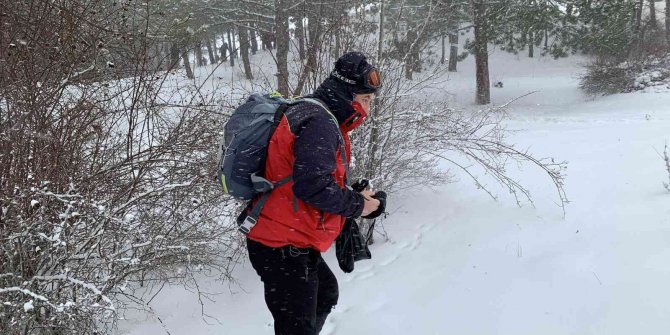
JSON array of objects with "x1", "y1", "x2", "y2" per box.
[{"x1": 220, "y1": 175, "x2": 228, "y2": 194}]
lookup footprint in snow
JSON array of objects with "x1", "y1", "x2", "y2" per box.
[
  {"x1": 396, "y1": 241, "x2": 412, "y2": 250},
  {"x1": 354, "y1": 271, "x2": 375, "y2": 281},
  {"x1": 320, "y1": 320, "x2": 337, "y2": 335},
  {"x1": 409, "y1": 233, "x2": 423, "y2": 250},
  {"x1": 379, "y1": 254, "x2": 400, "y2": 266}
]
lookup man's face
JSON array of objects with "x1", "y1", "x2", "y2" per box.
[{"x1": 353, "y1": 93, "x2": 375, "y2": 114}]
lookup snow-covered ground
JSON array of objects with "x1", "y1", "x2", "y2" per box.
[{"x1": 117, "y1": 46, "x2": 670, "y2": 334}]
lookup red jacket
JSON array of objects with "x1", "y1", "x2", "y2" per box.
[{"x1": 247, "y1": 101, "x2": 365, "y2": 252}]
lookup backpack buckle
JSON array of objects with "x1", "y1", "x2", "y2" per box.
[
  {"x1": 251, "y1": 173, "x2": 274, "y2": 193},
  {"x1": 239, "y1": 216, "x2": 257, "y2": 234}
]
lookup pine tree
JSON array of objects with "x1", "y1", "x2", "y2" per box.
[
  {"x1": 567, "y1": 0, "x2": 638, "y2": 60},
  {"x1": 434, "y1": 0, "x2": 470, "y2": 71},
  {"x1": 484, "y1": 0, "x2": 568, "y2": 58},
  {"x1": 472, "y1": 0, "x2": 490, "y2": 104}
]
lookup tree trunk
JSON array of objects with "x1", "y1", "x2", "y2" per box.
[
  {"x1": 472, "y1": 0, "x2": 490, "y2": 105},
  {"x1": 227, "y1": 29, "x2": 235, "y2": 67},
  {"x1": 260, "y1": 31, "x2": 267, "y2": 50},
  {"x1": 181, "y1": 47, "x2": 194, "y2": 79},
  {"x1": 205, "y1": 39, "x2": 216, "y2": 65},
  {"x1": 666, "y1": 0, "x2": 670, "y2": 46},
  {"x1": 335, "y1": 30, "x2": 341, "y2": 58},
  {"x1": 404, "y1": 29, "x2": 416, "y2": 79},
  {"x1": 528, "y1": 31, "x2": 534, "y2": 58},
  {"x1": 412, "y1": 50, "x2": 421, "y2": 73},
  {"x1": 635, "y1": 0, "x2": 644, "y2": 33},
  {"x1": 408, "y1": 29, "x2": 421, "y2": 73},
  {"x1": 295, "y1": 15, "x2": 306, "y2": 60},
  {"x1": 169, "y1": 43, "x2": 180, "y2": 69},
  {"x1": 250, "y1": 27, "x2": 258, "y2": 55},
  {"x1": 632, "y1": 0, "x2": 644, "y2": 57},
  {"x1": 275, "y1": 0, "x2": 290, "y2": 96},
  {"x1": 544, "y1": 30, "x2": 549, "y2": 50},
  {"x1": 448, "y1": 29, "x2": 458, "y2": 72},
  {"x1": 213, "y1": 38, "x2": 220, "y2": 63},
  {"x1": 220, "y1": 33, "x2": 227, "y2": 61},
  {"x1": 441, "y1": 35, "x2": 446, "y2": 64},
  {"x1": 377, "y1": 0, "x2": 385, "y2": 62},
  {"x1": 239, "y1": 25, "x2": 253, "y2": 80},
  {"x1": 308, "y1": 10, "x2": 318, "y2": 47},
  {"x1": 649, "y1": 0, "x2": 658, "y2": 29},
  {"x1": 232, "y1": 28, "x2": 238, "y2": 65},
  {"x1": 220, "y1": 41, "x2": 228, "y2": 62},
  {"x1": 148, "y1": 43, "x2": 160, "y2": 70},
  {"x1": 294, "y1": 3, "x2": 325, "y2": 96},
  {"x1": 195, "y1": 42, "x2": 205, "y2": 66},
  {"x1": 264, "y1": 31, "x2": 272, "y2": 50},
  {"x1": 158, "y1": 42, "x2": 168, "y2": 70},
  {"x1": 405, "y1": 61, "x2": 413, "y2": 80}
]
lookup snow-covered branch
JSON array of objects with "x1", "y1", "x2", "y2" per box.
[
  {"x1": 111, "y1": 180, "x2": 196, "y2": 216},
  {"x1": 0, "y1": 287, "x2": 50, "y2": 302},
  {"x1": 31, "y1": 275, "x2": 114, "y2": 308},
  {"x1": 59, "y1": 64, "x2": 96, "y2": 87},
  {"x1": 664, "y1": 143, "x2": 670, "y2": 192}
]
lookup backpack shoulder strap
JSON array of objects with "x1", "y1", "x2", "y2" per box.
[
  {"x1": 258, "y1": 103, "x2": 290, "y2": 177},
  {"x1": 239, "y1": 102, "x2": 291, "y2": 234},
  {"x1": 300, "y1": 98, "x2": 339, "y2": 126}
]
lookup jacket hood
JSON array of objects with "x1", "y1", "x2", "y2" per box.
[{"x1": 310, "y1": 77, "x2": 357, "y2": 125}]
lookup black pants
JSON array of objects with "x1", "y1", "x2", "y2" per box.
[{"x1": 247, "y1": 239, "x2": 339, "y2": 335}]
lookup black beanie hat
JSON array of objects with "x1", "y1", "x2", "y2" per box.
[
  {"x1": 330, "y1": 51, "x2": 378, "y2": 95},
  {"x1": 311, "y1": 52, "x2": 378, "y2": 124}
]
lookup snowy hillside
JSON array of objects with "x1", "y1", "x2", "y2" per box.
[{"x1": 118, "y1": 48, "x2": 670, "y2": 335}]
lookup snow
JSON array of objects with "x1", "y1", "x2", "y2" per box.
[
  {"x1": 635, "y1": 68, "x2": 670, "y2": 93},
  {"x1": 56, "y1": 301, "x2": 76, "y2": 312},
  {"x1": 117, "y1": 46, "x2": 670, "y2": 334},
  {"x1": 23, "y1": 300, "x2": 34, "y2": 312}
]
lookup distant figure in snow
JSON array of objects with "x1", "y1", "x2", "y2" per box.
[{"x1": 246, "y1": 52, "x2": 385, "y2": 334}]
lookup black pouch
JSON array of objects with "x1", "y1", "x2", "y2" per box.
[{"x1": 335, "y1": 218, "x2": 372, "y2": 273}]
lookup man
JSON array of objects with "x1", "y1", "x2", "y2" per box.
[{"x1": 246, "y1": 52, "x2": 383, "y2": 335}]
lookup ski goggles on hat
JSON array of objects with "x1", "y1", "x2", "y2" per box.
[
  {"x1": 331, "y1": 66, "x2": 382, "y2": 91},
  {"x1": 363, "y1": 67, "x2": 381, "y2": 90}
]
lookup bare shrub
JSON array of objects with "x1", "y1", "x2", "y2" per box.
[
  {"x1": 581, "y1": 54, "x2": 670, "y2": 95},
  {"x1": 1, "y1": 1, "x2": 239, "y2": 333},
  {"x1": 580, "y1": 60, "x2": 637, "y2": 95}
]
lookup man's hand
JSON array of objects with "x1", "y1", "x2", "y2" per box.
[
  {"x1": 360, "y1": 190, "x2": 380, "y2": 217},
  {"x1": 361, "y1": 191, "x2": 387, "y2": 219}
]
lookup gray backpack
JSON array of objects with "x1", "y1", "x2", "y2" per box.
[{"x1": 218, "y1": 92, "x2": 290, "y2": 201}]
